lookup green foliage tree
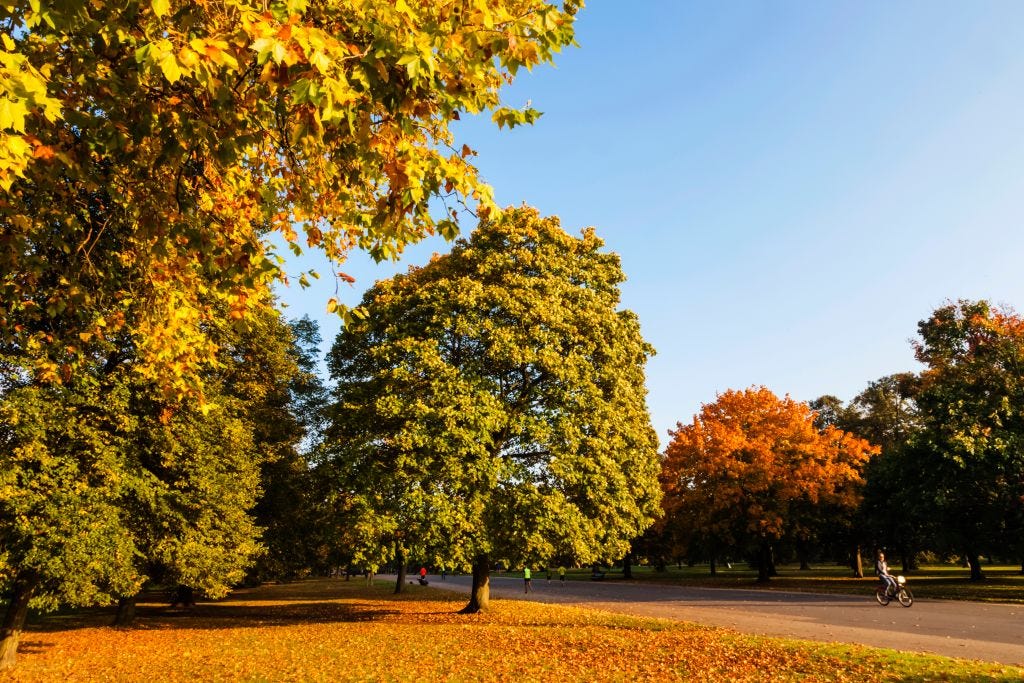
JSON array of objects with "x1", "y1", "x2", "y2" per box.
[
  {"x1": 0, "y1": 375, "x2": 141, "y2": 668},
  {"x1": 248, "y1": 315, "x2": 331, "y2": 582},
  {"x1": 912, "y1": 300, "x2": 1024, "y2": 580},
  {"x1": 844, "y1": 374, "x2": 927, "y2": 573},
  {"x1": 323, "y1": 206, "x2": 661, "y2": 611}
]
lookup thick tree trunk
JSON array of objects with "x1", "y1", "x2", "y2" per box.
[
  {"x1": 460, "y1": 555, "x2": 490, "y2": 613},
  {"x1": 622, "y1": 552, "x2": 633, "y2": 580},
  {"x1": 0, "y1": 571, "x2": 38, "y2": 671},
  {"x1": 394, "y1": 547, "x2": 407, "y2": 594},
  {"x1": 966, "y1": 552, "x2": 985, "y2": 582},
  {"x1": 797, "y1": 539, "x2": 810, "y2": 570},
  {"x1": 709, "y1": 555, "x2": 717, "y2": 577},
  {"x1": 113, "y1": 595, "x2": 137, "y2": 627},
  {"x1": 756, "y1": 542, "x2": 772, "y2": 583},
  {"x1": 900, "y1": 548, "x2": 916, "y2": 573},
  {"x1": 851, "y1": 545, "x2": 864, "y2": 578}
]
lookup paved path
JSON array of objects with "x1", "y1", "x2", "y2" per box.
[{"x1": 405, "y1": 574, "x2": 1024, "y2": 665}]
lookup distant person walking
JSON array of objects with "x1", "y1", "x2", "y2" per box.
[
  {"x1": 558, "y1": 566, "x2": 566, "y2": 583},
  {"x1": 524, "y1": 567, "x2": 533, "y2": 593}
]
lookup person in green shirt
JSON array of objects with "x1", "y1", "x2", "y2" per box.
[
  {"x1": 558, "y1": 566, "x2": 566, "y2": 583},
  {"x1": 523, "y1": 567, "x2": 532, "y2": 593}
]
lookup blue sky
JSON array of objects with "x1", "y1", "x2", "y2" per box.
[{"x1": 276, "y1": 1, "x2": 1024, "y2": 446}]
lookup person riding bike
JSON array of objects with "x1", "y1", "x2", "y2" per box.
[{"x1": 875, "y1": 552, "x2": 897, "y2": 596}]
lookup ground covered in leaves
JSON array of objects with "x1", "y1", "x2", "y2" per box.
[{"x1": 3, "y1": 578, "x2": 1022, "y2": 682}]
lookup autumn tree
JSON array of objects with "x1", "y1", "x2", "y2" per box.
[
  {"x1": 322, "y1": 207, "x2": 661, "y2": 612},
  {"x1": 1, "y1": 0, "x2": 582, "y2": 399},
  {"x1": 911, "y1": 300, "x2": 1024, "y2": 580},
  {"x1": 662, "y1": 387, "x2": 877, "y2": 582}
]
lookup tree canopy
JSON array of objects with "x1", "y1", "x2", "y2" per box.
[
  {"x1": 323, "y1": 206, "x2": 661, "y2": 611},
  {"x1": 911, "y1": 300, "x2": 1024, "y2": 579},
  {"x1": 661, "y1": 386, "x2": 877, "y2": 581},
  {"x1": 1, "y1": 0, "x2": 581, "y2": 398}
]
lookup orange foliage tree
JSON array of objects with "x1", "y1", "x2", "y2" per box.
[{"x1": 660, "y1": 387, "x2": 878, "y2": 581}]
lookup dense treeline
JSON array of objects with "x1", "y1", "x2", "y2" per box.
[{"x1": 654, "y1": 300, "x2": 1024, "y2": 581}]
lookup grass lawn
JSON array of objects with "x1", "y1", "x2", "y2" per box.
[
  {"x1": 555, "y1": 563, "x2": 1024, "y2": 603},
  {"x1": 2, "y1": 578, "x2": 1022, "y2": 682}
]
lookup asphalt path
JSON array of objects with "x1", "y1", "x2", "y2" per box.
[{"x1": 401, "y1": 574, "x2": 1024, "y2": 666}]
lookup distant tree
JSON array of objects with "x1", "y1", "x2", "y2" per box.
[
  {"x1": 912, "y1": 300, "x2": 1024, "y2": 580},
  {"x1": 662, "y1": 387, "x2": 877, "y2": 582},
  {"x1": 846, "y1": 374, "x2": 927, "y2": 573},
  {"x1": 808, "y1": 395, "x2": 850, "y2": 430},
  {"x1": 323, "y1": 207, "x2": 662, "y2": 611},
  {"x1": 113, "y1": 304, "x2": 296, "y2": 625}
]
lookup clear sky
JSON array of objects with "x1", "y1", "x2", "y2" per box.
[{"x1": 276, "y1": 1, "x2": 1024, "y2": 446}]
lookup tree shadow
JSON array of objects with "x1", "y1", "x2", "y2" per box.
[{"x1": 25, "y1": 579, "x2": 407, "y2": 635}]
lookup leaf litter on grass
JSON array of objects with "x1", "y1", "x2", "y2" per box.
[{"x1": 2, "y1": 578, "x2": 1021, "y2": 682}]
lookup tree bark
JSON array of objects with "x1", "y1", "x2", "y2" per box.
[
  {"x1": 851, "y1": 544, "x2": 864, "y2": 578},
  {"x1": 756, "y1": 541, "x2": 772, "y2": 583},
  {"x1": 460, "y1": 554, "x2": 490, "y2": 613},
  {"x1": 622, "y1": 552, "x2": 633, "y2": 580},
  {"x1": 966, "y1": 552, "x2": 985, "y2": 582},
  {"x1": 394, "y1": 547, "x2": 407, "y2": 594},
  {"x1": 113, "y1": 595, "x2": 137, "y2": 627},
  {"x1": 797, "y1": 539, "x2": 810, "y2": 570},
  {"x1": 709, "y1": 555, "x2": 717, "y2": 577},
  {"x1": 0, "y1": 571, "x2": 38, "y2": 671}
]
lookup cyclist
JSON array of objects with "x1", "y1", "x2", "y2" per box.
[{"x1": 875, "y1": 552, "x2": 897, "y2": 596}]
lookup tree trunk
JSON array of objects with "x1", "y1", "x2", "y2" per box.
[
  {"x1": 622, "y1": 552, "x2": 633, "y2": 580},
  {"x1": 0, "y1": 571, "x2": 38, "y2": 671},
  {"x1": 394, "y1": 547, "x2": 407, "y2": 594},
  {"x1": 460, "y1": 555, "x2": 490, "y2": 613},
  {"x1": 113, "y1": 595, "x2": 137, "y2": 627},
  {"x1": 170, "y1": 585, "x2": 195, "y2": 608},
  {"x1": 797, "y1": 539, "x2": 810, "y2": 570},
  {"x1": 851, "y1": 544, "x2": 864, "y2": 578},
  {"x1": 756, "y1": 542, "x2": 772, "y2": 583},
  {"x1": 709, "y1": 555, "x2": 717, "y2": 577},
  {"x1": 966, "y1": 552, "x2": 985, "y2": 582}
]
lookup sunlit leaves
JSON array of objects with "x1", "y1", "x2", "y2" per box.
[
  {"x1": 323, "y1": 207, "x2": 660, "y2": 584},
  {"x1": 0, "y1": 0, "x2": 581, "y2": 399},
  {"x1": 662, "y1": 387, "x2": 877, "y2": 566}
]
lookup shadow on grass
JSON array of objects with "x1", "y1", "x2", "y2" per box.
[{"x1": 25, "y1": 579, "x2": 410, "y2": 634}]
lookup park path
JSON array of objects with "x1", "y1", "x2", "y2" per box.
[{"x1": 404, "y1": 573, "x2": 1024, "y2": 666}]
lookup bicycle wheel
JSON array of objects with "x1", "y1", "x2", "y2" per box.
[
  {"x1": 875, "y1": 586, "x2": 890, "y2": 606},
  {"x1": 897, "y1": 588, "x2": 913, "y2": 607}
]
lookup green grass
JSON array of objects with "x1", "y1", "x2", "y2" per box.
[{"x1": 546, "y1": 562, "x2": 1024, "y2": 603}]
